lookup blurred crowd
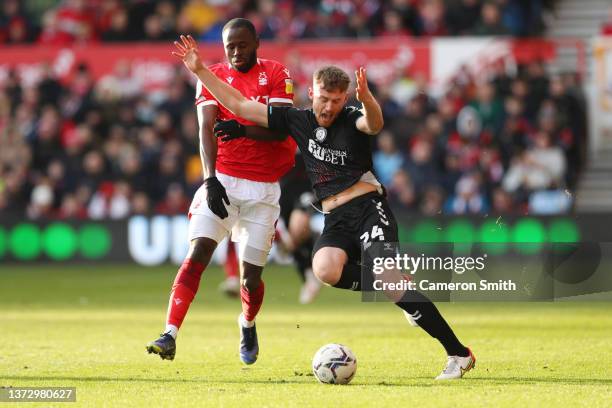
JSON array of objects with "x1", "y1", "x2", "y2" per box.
[
  {"x1": 0, "y1": 0, "x2": 552, "y2": 45},
  {"x1": 371, "y1": 61, "x2": 585, "y2": 216},
  {"x1": 601, "y1": 5, "x2": 612, "y2": 36},
  {"x1": 0, "y1": 61, "x2": 201, "y2": 219},
  {"x1": 0, "y1": 46, "x2": 586, "y2": 220}
]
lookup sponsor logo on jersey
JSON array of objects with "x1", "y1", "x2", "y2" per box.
[
  {"x1": 227, "y1": 76, "x2": 234, "y2": 84},
  {"x1": 285, "y1": 79, "x2": 293, "y2": 94},
  {"x1": 314, "y1": 127, "x2": 327, "y2": 142},
  {"x1": 258, "y1": 71, "x2": 268, "y2": 86},
  {"x1": 250, "y1": 95, "x2": 270, "y2": 104},
  {"x1": 308, "y1": 139, "x2": 347, "y2": 165}
]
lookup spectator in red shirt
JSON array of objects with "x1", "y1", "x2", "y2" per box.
[
  {"x1": 54, "y1": 0, "x2": 98, "y2": 44},
  {"x1": 38, "y1": 10, "x2": 73, "y2": 46}
]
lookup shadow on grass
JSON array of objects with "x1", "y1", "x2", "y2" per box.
[
  {"x1": 374, "y1": 375, "x2": 612, "y2": 387},
  {"x1": 466, "y1": 376, "x2": 612, "y2": 386},
  {"x1": 4, "y1": 375, "x2": 612, "y2": 387},
  {"x1": 2, "y1": 375, "x2": 313, "y2": 386}
]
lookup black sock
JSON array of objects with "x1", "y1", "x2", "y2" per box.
[
  {"x1": 331, "y1": 259, "x2": 468, "y2": 356},
  {"x1": 332, "y1": 261, "x2": 362, "y2": 291},
  {"x1": 292, "y1": 238, "x2": 314, "y2": 282},
  {"x1": 396, "y1": 290, "x2": 469, "y2": 357}
]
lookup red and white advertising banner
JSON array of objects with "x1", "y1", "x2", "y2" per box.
[
  {"x1": 429, "y1": 38, "x2": 565, "y2": 94},
  {"x1": 0, "y1": 39, "x2": 431, "y2": 91},
  {"x1": 431, "y1": 38, "x2": 513, "y2": 90},
  {"x1": 0, "y1": 38, "x2": 580, "y2": 94}
]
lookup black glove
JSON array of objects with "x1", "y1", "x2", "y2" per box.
[
  {"x1": 214, "y1": 119, "x2": 245, "y2": 142},
  {"x1": 204, "y1": 176, "x2": 230, "y2": 219}
]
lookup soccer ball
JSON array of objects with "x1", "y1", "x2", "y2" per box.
[{"x1": 312, "y1": 343, "x2": 357, "y2": 384}]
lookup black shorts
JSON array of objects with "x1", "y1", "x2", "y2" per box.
[{"x1": 313, "y1": 192, "x2": 398, "y2": 261}]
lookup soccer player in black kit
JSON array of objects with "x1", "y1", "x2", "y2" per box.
[{"x1": 173, "y1": 34, "x2": 475, "y2": 379}]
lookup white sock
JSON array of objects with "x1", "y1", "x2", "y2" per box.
[
  {"x1": 165, "y1": 324, "x2": 178, "y2": 339},
  {"x1": 239, "y1": 313, "x2": 255, "y2": 328}
]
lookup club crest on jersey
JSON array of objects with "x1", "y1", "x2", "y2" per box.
[
  {"x1": 258, "y1": 72, "x2": 268, "y2": 86},
  {"x1": 314, "y1": 127, "x2": 327, "y2": 143}
]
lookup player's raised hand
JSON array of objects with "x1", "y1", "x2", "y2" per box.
[
  {"x1": 355, "y1": 66, "x2": 373, "y2": 103},
  {"x1": 172, "y1": 35, "x2": 204, "y2": 73}
]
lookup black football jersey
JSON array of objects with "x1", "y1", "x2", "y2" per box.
[{"x1": 268, "y1": 105, "x2": 374, "y2": 200}]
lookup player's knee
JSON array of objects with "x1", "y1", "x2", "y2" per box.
[
  {"x1": 241, "y1": 262, "x2": 264, "y2": 292},
  {"x1": 241, "y1": 277, "x2": 261, "y2": 292},
  {"x1": 242, "y1": 274, "x2": 262, "y2": 292},
  {"x1": 312, "y1": 253, "x2": 343, "y2": 285},
  {"x1": 187, "y1": 237, "x2": 217, "y2": 266},
  {"x1": 240, "y1": 245, "x2": 268, "y2": 267}
]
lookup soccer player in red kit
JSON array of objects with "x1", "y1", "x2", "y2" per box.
[{"x1": 146, "y1": 18, "x2": 295, "y2": 364}]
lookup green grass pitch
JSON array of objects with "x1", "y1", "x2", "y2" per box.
[{"x1": 1, "y1": 264, "x2": 611, "y2": 407}]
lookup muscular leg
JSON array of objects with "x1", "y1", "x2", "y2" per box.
[
  {"x1": 241, "y1": 261, "x2": 263, "y2": 292},
  {"x1": 313, "y1": 243, "x2": 469, "y2": 358},
  {"x1": 239, "y1": 260, "x2": 265, "y2": 324},
  {"x1": 149, "y1": 179, "x2": 235, "y2": 360},
  {"x1": 165, "y1": 237, "x2": 217, "y2": 338},
  {"x1": 187, "y1": 237, "x2": 217, "y2": 265},
  {"x1": 312, "y1": 246, "x2": 349, "y2": 286}
]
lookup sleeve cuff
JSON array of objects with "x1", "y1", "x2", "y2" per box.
[
  {"x1": 195, "y1": 99, "x2": 219, "y2": 107},
  {"x1": 268, "y1": 98, "x2": 293, "y2": 104}
]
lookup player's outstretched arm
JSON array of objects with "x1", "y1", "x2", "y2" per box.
[
  {"x1": 354, "y1": 67, "x2": 384, "y2": 135},
  {"x1": 214, "y1": 120, "x2": 288, "y2": 142},
  {"x1": 172, "y1": 35, "x2": 269, "y2": 128},
  {"x1": 214, "y1": 101, "x2": 291, "y2": 142},
  {"x1": 245, "y1": 125, "x2": 288, "y2": 140}
]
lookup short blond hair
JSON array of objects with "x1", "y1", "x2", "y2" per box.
[{"x1": 313, "y1": 66, "x2": 351, "y2": 92}]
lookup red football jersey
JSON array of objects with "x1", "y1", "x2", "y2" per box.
[{"x1": 195, "y1": 58, "x2": 297, "y2": 182}]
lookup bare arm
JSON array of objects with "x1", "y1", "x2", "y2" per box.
[
  {"x1": 195, "y1": 100, "x2": 230, "y2": 219},
  {"x1": 197, "y1": 104, "x2": 219, "y2": 179},
  {"x1": 173, "y1": 35, "x2": 269, "y2": 127},
  {"x1": 354, "y1": 67, "x2": 384, "y2": 135}
]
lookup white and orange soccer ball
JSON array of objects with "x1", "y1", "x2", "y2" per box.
[{"x1": 312, "y1": 343, "x2": 357, "y2": 385}]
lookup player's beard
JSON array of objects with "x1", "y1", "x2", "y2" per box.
[{"x1": 234, "y1": 53, "x2": 257, "y2": 73}]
